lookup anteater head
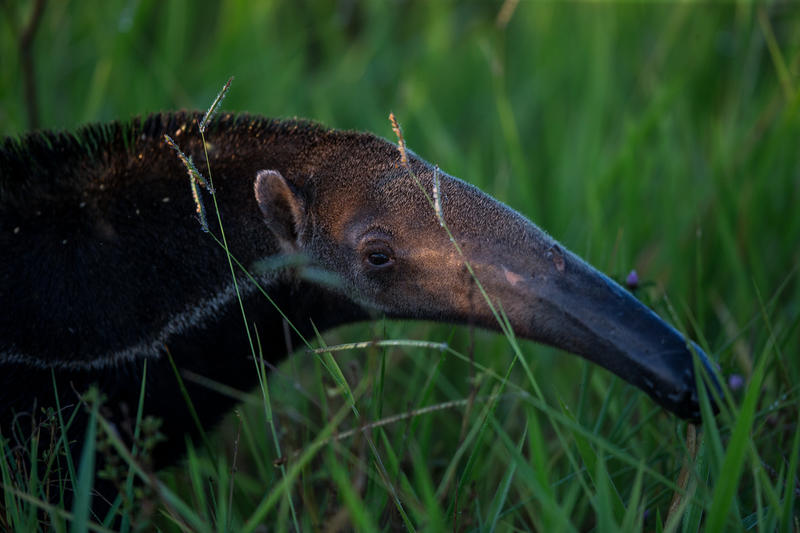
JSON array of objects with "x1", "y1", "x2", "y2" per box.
[{"x1": 252, "y1": 132, "x2": 719, "y2": 420}]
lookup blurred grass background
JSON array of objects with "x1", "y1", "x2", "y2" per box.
[{"x1": 1, "y1": 0, "x2": 799, "y2": 531}]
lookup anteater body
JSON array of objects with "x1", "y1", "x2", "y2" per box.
[{"x1": 1, "y1": 112, "x2": 716, "y2": 502}]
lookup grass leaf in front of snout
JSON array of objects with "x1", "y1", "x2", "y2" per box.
[{"x1": 253, "y1": 251, "x2": 343, "y2": 290}]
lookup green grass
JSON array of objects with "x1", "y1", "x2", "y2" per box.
[{"x1": 2, "y1": 1, "x2": 800, "y2": 531}]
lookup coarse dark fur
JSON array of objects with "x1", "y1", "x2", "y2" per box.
[{"x1": 1, "y1": 111, "x2": 717, "y2": 511}]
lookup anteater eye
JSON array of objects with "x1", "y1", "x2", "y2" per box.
[
  {"x1": 367, "y1": 252, "x2": 391, "y2": 267},
  {"x1": 361, "y1": 240, "x2": 395, "y2": 269},
  {"x1": 360, "y1": 233, "x2": 395, "y2": 270}
]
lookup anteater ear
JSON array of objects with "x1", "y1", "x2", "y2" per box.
[{"x1": 254, "y1": 170, "x2": 306, "y2": 248}]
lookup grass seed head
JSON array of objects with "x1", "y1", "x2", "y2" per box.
[
  {"x1": 433, "y1": 164, "x2": 444, "y2": 227},
  {"x1": 189, "y1": 175, "x2": 209, "y2": 232},
  {"x1": 199, "y1": 76, "x2": 233, "y2": 134},
  {"x1": 164, "y1": 134, "x2": 211, "y2": 232},
  {"x1": 389, "y1": 112, "x2": 408, "y2": 168}
]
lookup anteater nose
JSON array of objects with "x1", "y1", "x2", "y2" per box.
[{"x1": 664, "y1": 342, "x2": 720, "y2": 420}]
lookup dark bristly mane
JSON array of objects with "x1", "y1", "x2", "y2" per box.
[{"x1": 0, "y1": 112, "x2": 330, "y2": 208}]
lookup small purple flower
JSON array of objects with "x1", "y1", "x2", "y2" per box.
[
  {"x1": 728, "y1": 374, "x2": 745, "y2": 391},
  {"x1": 626, "y1": 269, "x2": 639, "y2": 290}
]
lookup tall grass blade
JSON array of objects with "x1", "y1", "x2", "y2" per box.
[
  {"x1": 620, "y1": 462, "x2": 645, "y2": 531},
  {"x1": 409, "y1": 442, "x2": 445, "y2": 531},
  {"x1": 71, "y1": 395, "x2": 98, "y2": 533},
  {"x1": 164, "y1": 348, "x2": 215, "y2": 461},
  {"x1": 240, "y1": 400, "x2": 356, "y2": 532},
  {"x1": 780, "y1": 422, "x2": 800, "y2": 533},
  {"x1": 560, "y1": 398, "x2": 626, "y2": 524},
  {"x1": 120, "y1": 358, "x2": 148, "y2": 533},
  {"x1": 486, "y1": 422, "x2": 525, "y2": 532},
  {"x1": 705, "y1": 343, "x2": 770, "y2": 532},
  {"x1": 311, "y1": 323, "x2": 415, "y2": 532},
  {"x1": 326, "y1": 447, "x2": 380, "y2": 531}
]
